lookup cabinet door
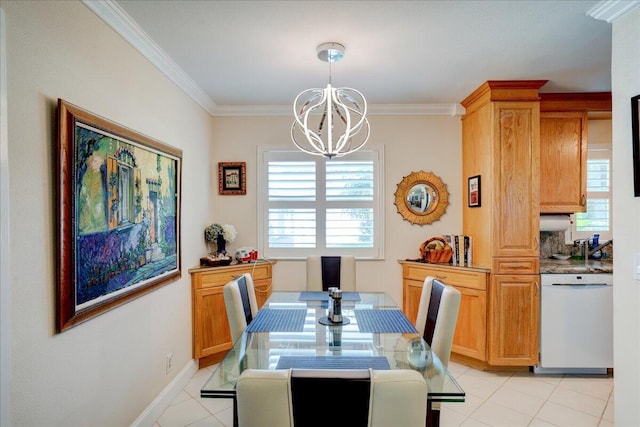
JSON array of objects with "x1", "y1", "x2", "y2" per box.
[
  {"x1": 488, "y1": 274, "x2": 539, "y2": 366},
  {"x1": 540, "y1": 111, "x2": 588, "y2": 213},
  {"x1": 493, "y1": 103, "x2": 540, "y2": 258},
  {"x1": 193, "y1": 287, "x2": 232, "y2": 359},
  {"x1": 403, "y1": 279, "x2": 423, "y2": 325},
  {"x1": 451, "y1": 286, "x2": 487, "y2": 361}
]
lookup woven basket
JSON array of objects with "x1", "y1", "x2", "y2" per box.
[{"x1": 420, "y1": 237, "x2": 453, "y2": 264}]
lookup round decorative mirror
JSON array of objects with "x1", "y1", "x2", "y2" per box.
[{"x1": 394, "y1": 171, "x2": 449, "y2": 225}]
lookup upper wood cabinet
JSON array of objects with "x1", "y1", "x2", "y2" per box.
[
  {"x1": 540, "y1": 111, "x2": 588, "y2": 213},
  {"x1": 538, "y1": 92, "x2": 612, "y2": 214}
]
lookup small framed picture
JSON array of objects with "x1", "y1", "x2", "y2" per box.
[
  {"x1": 468, "y1": 175, "x2": 481, "y2": 207},
  {"x1": 218, "y1": 162, "x2": 246, "y2": 195}
]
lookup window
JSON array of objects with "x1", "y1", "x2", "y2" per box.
[
  {"x1": 258, "y1": 147, "x2": 384, "y2": 259},
  {"x1": 573, "y1": 144, "x2": 612, "y2": 240}
]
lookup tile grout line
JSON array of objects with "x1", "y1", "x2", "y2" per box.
[{"x1": 528, "y1": 374, "x2": 565, "y2": 427}]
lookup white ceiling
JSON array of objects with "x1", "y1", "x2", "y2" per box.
[{"x1": 109, "y1": 0, "x2": 612, "y2": 115}]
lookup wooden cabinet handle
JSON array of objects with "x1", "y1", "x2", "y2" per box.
[
  {"x1": 534, "y1": 237, "x2": 539, "y2": 250},
  {"x1": 255, "y1": 285, "x2": 273, "y2": 294},
  {"x1": 581, "y1": 194, "x2": 586, "y2": 206},
  {"x1": 435, "y1": 274, "x2": 448, "y2": 279},
  {"x1": 534, "y1": 281, "x2": 539, "y2": 297},
  {"x1": 506, "y1": 265, "x2": 529, "y2": 270}
]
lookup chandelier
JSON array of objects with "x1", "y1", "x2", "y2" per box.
[{"x1": 291, "y1": 42, "x2": 370, "y2": 159}]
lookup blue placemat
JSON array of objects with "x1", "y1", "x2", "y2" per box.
[
  {"x1": 298, "y1": 291, "x2": 361, "y2": 301},
  {"x1": 245, "y1": 308, "x2": 307, "y2": 333},
  {"x1": 276, "y1": 356, "x2": 390, "y2": 370},
  {"x1": 355, "y1": 309, "x2": 418, "y2": 333}
]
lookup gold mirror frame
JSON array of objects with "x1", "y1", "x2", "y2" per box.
[{"x1": 394, "y1": 171, "x2": 449, "y2": 225}]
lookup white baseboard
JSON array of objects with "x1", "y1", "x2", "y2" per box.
[{"x1": 130, "y1": 359, "x2": 199, "y2": 427}]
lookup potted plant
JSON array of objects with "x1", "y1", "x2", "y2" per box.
[{"x1": 204, "y1": 223, "x2": 237, "y2": 256}]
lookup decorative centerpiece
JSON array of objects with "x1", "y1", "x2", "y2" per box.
[
  {"x1": 202, "y1": 223, "x2": 237, "y2": 266},
  {"x1": 419, "y1": 237, "x2": 453, "y2": 264}
]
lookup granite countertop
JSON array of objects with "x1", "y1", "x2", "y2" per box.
[{"x1": 540, "y1": 258, "x2": 613, "y2": 274}]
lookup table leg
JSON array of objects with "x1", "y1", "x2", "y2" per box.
[
  {"x1": 233, "y1": 396, "x2": 238, "y2": 427},
  {"x1": 426, "y1": 401, "x2": 440, "y2": 427}
]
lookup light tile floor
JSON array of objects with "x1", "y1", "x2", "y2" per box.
[{"x1": 153, "y1": 361, "x2": 614, "y2": 427}]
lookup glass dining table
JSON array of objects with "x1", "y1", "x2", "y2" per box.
[{"x1": 201, "y1": 291, "x2": 465, "y2": 423}]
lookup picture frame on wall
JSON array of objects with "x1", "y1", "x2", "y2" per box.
[
  {"x1": 56, "y1": 99, "x2": 182, "y2": 332},
  {"x1": 632, "y1": 94, "x2": 640, "y2": 196},
  {"x1": 468, "y1": 175, "x2": 481, "y2": 207},
  {"x1": 218, "y1": 162, "x2": 246, "y2": 195}
]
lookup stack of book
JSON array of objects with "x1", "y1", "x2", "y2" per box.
[{"x1": 443, "y1": 234, "x2": 473, "y2": 267}]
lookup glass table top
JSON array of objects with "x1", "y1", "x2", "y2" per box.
[{"x1": 201, "y1": 291, "x2": 465, "y2": 403}]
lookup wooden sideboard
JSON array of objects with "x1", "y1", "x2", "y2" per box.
[
  {"x1": 189, "y1": 260, "x2": 276, "y2": 368},
  {"x1": 399, "y1": 261, "x2": 490, "y2": 364}
]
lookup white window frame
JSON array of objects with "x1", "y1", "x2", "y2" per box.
[
  {"x1": 572, "y1": 143, "x2": 612, "y2": 241},
  {"x1": 257, "y1": 146, "x2": 385, "y2": 260}
]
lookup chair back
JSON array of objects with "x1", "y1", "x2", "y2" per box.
[
  {"x1": 306, "y1": 255, "x2": 356, "y2": 291},
  {"x1": 368, "y1": 370, "x2": 427, "y2": 427},
  {"x1": 414, "y1": 277, "x2": 461, "y2": 368},
  {"x1": 223, "y1": 273, "x2": 259, "y2": 343},
  {"x1": 236, "y1": 369, "x2": 292, "y2": 427},
  {"x1": 236, "y1": 368, "x2": 427, "y2": 427},
  {"x1": 291, "y1": 369, "x2": 371, "y2": 426}
]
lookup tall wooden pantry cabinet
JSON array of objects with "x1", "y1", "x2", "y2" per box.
[{"x1": 460, "y1": 81, "x2": 544, "y2": 366}]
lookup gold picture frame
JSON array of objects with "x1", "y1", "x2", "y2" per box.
[
  {"x1": 218, "y1": 162, "x2": 246, "y2": 195},
  {"x1": 56, "y1": 99, "x2": 182, "y2": 332}
]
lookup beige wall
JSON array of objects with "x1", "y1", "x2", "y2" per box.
[
  {"x1": 211, "y1": 114, "x2": 463, "y2": 305},
  {"x1": 3, "y1": 2, "x2": 463, "y2": 423},
  {"x1": 11, "y1": 1, "x2": 636, "y2": 425},
  {"x1": 4, "y1": 1, "x2": 213, "y2": 425},
  {"x1": 611, "y1": 7, "x2": 640, "y2": 425},
  {"x1": 588, "y1": 119, "x2": 612, "y2": 144}
]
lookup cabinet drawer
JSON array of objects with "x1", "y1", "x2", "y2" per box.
[
  {"x1": 402, "y1": 264, "x2": 487, "y2": 290},
  {"x1": 492, "y1": 258, "x2": 539, "y2": 275},
  {"x1": 192, "y1": 263, "x2": 272, "y2": 289}
]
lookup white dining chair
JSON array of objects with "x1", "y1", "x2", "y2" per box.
[
  {"x1": 223, "y1": 273, "x2": 259, "y2": 343},
  {"x1": 414, "y1": 276, "x2": 461, "y2": 426},
  {"x1": 306, "y1": 255, "x2": 356, "y2": 291},
  {"x1": 236, "y1": 368, "x2": 427, "y2": 427}
]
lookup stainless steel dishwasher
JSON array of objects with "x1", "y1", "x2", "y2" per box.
[{"x1": 534, "y1": 273, "x2": 613, "y2": 375}]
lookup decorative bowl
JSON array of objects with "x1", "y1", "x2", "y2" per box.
[{"x1": 200, "y1": 256, "x2": 233, "y2": 267}]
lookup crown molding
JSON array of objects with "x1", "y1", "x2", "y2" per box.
[
  {"x1": 213, "y1": 103, "x2": 465, "y2": 117},
  {"x1": 84, "y1": 1, "x2": 464, "y2": 118},
  {"x1": 82, "y1": 0, "x2": 217, "y2": 115},
  {"x1": 587, "y1": 0, "x2": 640, "y2": 23},
  {"x1": 370, "y1": 103, "x2": 465, "y2": 116}
]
